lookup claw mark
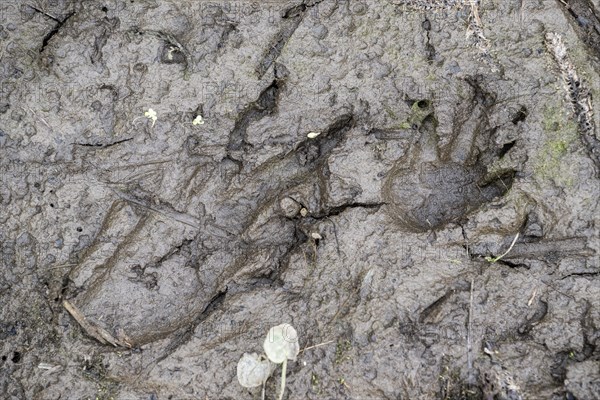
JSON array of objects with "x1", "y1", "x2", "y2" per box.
[
  {"x1": 131, "y1": 27, "x2": 193, "y2": 80},
  {"x1": 517, "y1": 299, "x2": 548, "y2": 335},
  {"x1": 91, "y1": 17, "x2": 119, "y2": 64},
  {"x1": 227, "y1": 79, "x2": 282, "y2": 158},
  {"x1": 256, "y1": 3, "x2": 308, "y2": 78},
  {"x1": 111, "y1": 188, "x2": 201, "y2": 229},
  {"x1": 419, "y1": 289, "x2": 456, "y2": 324}
]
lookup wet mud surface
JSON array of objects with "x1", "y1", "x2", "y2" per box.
[{"x1": 1, "y1": 1, "x2": 599, "y2": 399}]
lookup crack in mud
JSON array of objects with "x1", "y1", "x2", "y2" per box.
[
  {"x1": 560, "y1": 271, "x2": 600, "y2": 279},
  {"x1": 73, "y1": 138, "x2": 133, "y2": 148},
  {"x1": 312, "y1": 202, "x2": 386, "y2": 219},
  {"x1": 39, "y1": 11, "x2": 75, "y2": 53}
]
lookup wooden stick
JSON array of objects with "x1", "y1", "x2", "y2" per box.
[{"x1": 63, "y1": 300, "x2": 131, "y2": 348}]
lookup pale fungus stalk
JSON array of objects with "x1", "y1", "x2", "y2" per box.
[{"x1": 237, "y1": 324, "x2": 299, "y2": 399}]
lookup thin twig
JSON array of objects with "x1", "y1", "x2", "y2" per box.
[
  {"x1": 26, "y1": 4, "x2": 60, "y2": 22},
  {"x1": 63, "y1": 300, "x2": 131, "y2": 348},
  {"x1": 486, "y1": 232, "x2": 520, "y2": 263},
  {"x1": 299, "y1": 340, "x2": 335, "y2": 353},
  {"x1": 527, "y1": 287, "x2": 538, "y2": 306},
  {"x1": 467, "y1": 278, "x2": 475, "y2": 385},
  {"x1": 26, "y1": 107, "x2": 53, "y2": 132}
]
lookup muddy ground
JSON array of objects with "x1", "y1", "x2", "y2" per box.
[{"x1": 1, "y1": 0, "x2": 600, "y2": 399}]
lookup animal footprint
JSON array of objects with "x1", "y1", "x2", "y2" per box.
[{"x1": 383, "y1": 77, "x2": 515, "y2": 232}]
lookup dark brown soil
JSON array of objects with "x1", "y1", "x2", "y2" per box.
[{"x1": 1, "y1": 1, "x2": 599, "y2": 399}]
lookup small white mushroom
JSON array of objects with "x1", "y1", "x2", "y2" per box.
[
  {"x1": 264, "y1": 324, "x2": 299, "y2": 364},
  {"x1": 236, "y1": 353, "x2": 272, "y2": 389},
  {"x1": 144, "y1": 108, "x2": 157, "y2": 127},
  {"x1": 264, "y1": 324, "x2": 300, "y2": 400},
  {"x1": 192, "y1": 115, "x2": 205, "y2": 125}
]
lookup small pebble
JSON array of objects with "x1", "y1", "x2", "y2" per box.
[{"x1": 280, "y1": 197, "x2": 301, "y2": 218}]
